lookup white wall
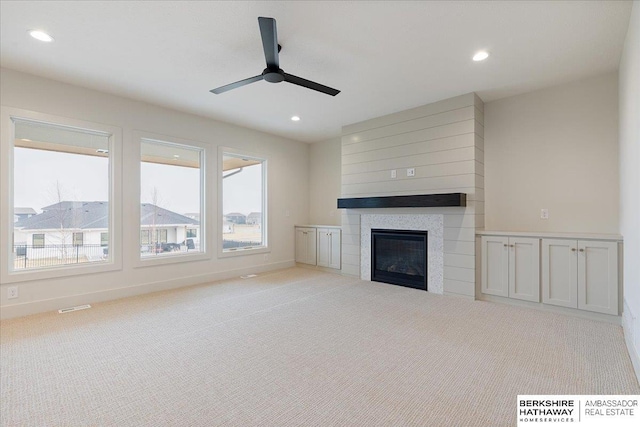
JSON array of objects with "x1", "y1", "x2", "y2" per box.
[
  {"x1": 620, "y1": 1, "x2": 640, "y2": 383},
  {"x1": 484, "y1": 72, "x2": 619, "y2": 233},
  {"x1": 0, "y1": 68, "x2": 310, "y2": 318},
  {"x1": 340, "y1": 93, "x2": 484, "y2": 297},
  {"x1": 309, "y1": 137, "x2": 341, "y2": 226}
]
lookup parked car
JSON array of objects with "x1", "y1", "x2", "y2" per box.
[{"x1": 157, "y1": 243, "x2": 181, "y2": 253}]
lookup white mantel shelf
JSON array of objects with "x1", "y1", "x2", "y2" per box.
[{"x1": 476, "y1": 230, "x2": 623, "y2": 241}]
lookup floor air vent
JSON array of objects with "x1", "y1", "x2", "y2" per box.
[
  {"x1": 240, "y1": 274, "x2": 258, "y2": 279},
  {"x1": 58, "y1": 304, "x2": 91, "y2": 314}
]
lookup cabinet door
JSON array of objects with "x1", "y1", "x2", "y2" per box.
[
  {"x1": 481, "y1": 236, "x2": 509, "y2": 297},
  {"x1": 317, "y1": 228, "x2": 341, "y2": 269},
  {"x1": 328, "y1": 229, "x2": 341, "y2": 269},
  {"x1": 541, "y1": 239, "x2": 577, "y2": 308},
  {"x1": 508, "y1": 238, "x2": 540, "y2": 302},
  {"x1": 295, "y1": 228, "x2": 316, "y2": 265},
  {"x1": 578, "y1": 240, "x2": 618, "y2": 315}
]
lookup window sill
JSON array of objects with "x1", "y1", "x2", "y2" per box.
[
  {"x1": 218, "y1": 246, "x2": 269, "y2": 259},
  {"x1": 133, "y1": 251, "x2": 211, "y2": 268},
  {"x1": 2, "y1": 260, "x2": 122, "y2": 284}
]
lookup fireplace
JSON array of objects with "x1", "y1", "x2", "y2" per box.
[{"x1": 371, "y1": 229, "x2": 428, "y2": 291}]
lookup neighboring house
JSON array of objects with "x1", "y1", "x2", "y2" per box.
[
  {"x1": 246, "y1": 212, "x2": 261, "y2": 225},
  {"x1": 13, "y1": 207, "x2": 36, "y2": 223},
  {"x1": 183, "y1": 212, "x2": 200, "y2": 222},
  {"x1": 14, "y1": 201, "x2": 199, "y2": 259},
  {"x1": 224, "y1": 212, "x2": 246, "y2": 224}
]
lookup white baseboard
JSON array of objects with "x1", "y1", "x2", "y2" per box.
[
  {"x1": 623, "y1": 298, "x2": 640, "y2": 386},
  {"x1": 0, "y1": 260, "x2": 295, "y2": 320},
  {"x1": 479, "y1": 293, "x2": 622, "y2": 325}
]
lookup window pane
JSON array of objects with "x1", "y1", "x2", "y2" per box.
[
  {"x1": 140, "y1": 138, "x2": 202, "y2": 257},
  {"x1": 13, "y1": 119, "x2": 111, "y2": 271},
  {"x1": 73, "y1": 232, "x2": 84, "y2": 246},
  {"x1": 100, "y1": 232, "x2": 108, "y2": 247},
  {"x1": 222, "y1": 154, "x2": 265, "y2": 251}
]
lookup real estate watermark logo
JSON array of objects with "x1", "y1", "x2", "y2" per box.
[{"x1": 517, "y1": 395, "x2": 639, "y2": 426}]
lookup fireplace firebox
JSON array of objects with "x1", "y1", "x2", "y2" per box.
[{"x1": 371, "y1": 229, "x2": 428, "y2": 291}]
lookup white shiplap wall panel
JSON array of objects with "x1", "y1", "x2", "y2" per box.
[
  {"x1": 343, "y1": 93, "x2": 478, "y2": 136},
  {"x1": 342, "y1": 134, "x2": 475, "y2": 165},
  {"x1": 342, "y1": 160, "x2": 476, "y2": 185},
  {"x1": 342, "y1": 146, "x2": 476, "y2": 175},
  {"x1": 342, "y1": 121, "x2": 476, "y2": 155},
  {"x1": 341, "y1": 93, "x2": 484, "y2": 297},
  {"x1": 445, "y1": 253, "x2": 476, "y2": 269}
]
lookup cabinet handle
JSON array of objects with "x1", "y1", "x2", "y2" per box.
[
  {"x1": 571, "y1": 248, "x2": 577, "y2": 252},
  {"x1": 503, "y1": 244, "x2": 508, "y2": 247},
  {"x1": 509, "y1": 244, "x2": 514, "y2": 248},
  {"x1": 579, "y1": 248, "x2": 584, "y2": 252}
]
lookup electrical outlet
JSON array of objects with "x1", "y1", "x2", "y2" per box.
[
  {"x1": 390, "y1": 169, "x2": 397, "y2": 179},
  {"x1": 285, "y1": 210, "x2": 290, "y2": 217},
  {"x1": 541, "y1": 208, "x2": 549, "y2": 219},
  {"x1": 263, "y1": 254, "x2": 269, "y2": 262},
  {"x1": 7, "y1": 286, "x2": 18, "y2": 299},
  {"x1": 407, "y1": 168, "x2": 415, "y2": 177}
]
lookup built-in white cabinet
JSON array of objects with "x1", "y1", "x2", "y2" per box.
[
  {"x1": 479, "y1": 231, "x2": 621, "y2": 317},
  {"x1": 481, "y1": 236, "x2": 540, "y2": 302},
  {"x1": 542, "y1": 239, "x2": 618, "y2": 315},
  {"x1": 295, "y1": 226, "x2": 341, "y2": 270},
  {"x1": 295, "y1": 227, "x2": 317, "y2": 265}
]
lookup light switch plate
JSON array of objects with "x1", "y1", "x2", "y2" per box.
[
  {"x1": 407, "y1": 168, "x2": 415, "y2": 177},
  {"x1": 390, "y1": 169, "x2": 397, "y2": 179}
]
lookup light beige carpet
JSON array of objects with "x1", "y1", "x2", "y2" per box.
[{"x1": 1, "y1": 267, "x2": 638, "y2": 426}]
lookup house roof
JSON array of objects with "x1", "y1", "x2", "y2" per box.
[
  {"x1": 224, "y1": 213, "x2": 246, "y2": 217},
  {"x1": 247, "y1": 212, "x2": 261, "y2": 218},
  {"x1": 15, "y1": 201, "x2": 198, "y2": 230},
  {"x1": 14, "y1": 207, "x2": 36, "y2": 215}
]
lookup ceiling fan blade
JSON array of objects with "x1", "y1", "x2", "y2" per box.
[
  {"x1": 210, "y1": 75, "x2": 264, "y2": 94},
  {"x1": 258, "y1": 17, "x2": 279, "y2": 69},
  {"x1": 283, "y1": 73, "x2": 340, "y2": 96}
]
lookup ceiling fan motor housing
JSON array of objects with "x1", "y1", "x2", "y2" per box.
[{"x1": 263, "y1": 68, "x2": 285, "y2": 83}]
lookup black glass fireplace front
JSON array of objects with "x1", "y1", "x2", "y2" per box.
[{"x1": 371, "y1": 229, "x2": 428, "y2": 291}]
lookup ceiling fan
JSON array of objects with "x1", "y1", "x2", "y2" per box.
[{"x1": 210, "y1": 17, "x2": 340, "y2": 96}]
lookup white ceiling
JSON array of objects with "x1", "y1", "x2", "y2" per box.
[{"x1": 0, "y1": 1, "x2": 632, "y2": 143}]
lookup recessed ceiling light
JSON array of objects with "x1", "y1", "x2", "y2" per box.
[
  {"x1": 21, "y1": 138, "x2": 32, "y2": 142},
  {"x1": 173, "y1": 154, "x2": 180, "y2": 158},
  {"x1": 96, "y1": 149, "x2": 109, "y2": 154},
  {"x1": 28, "y1": 30, "x2": 54, "y2": 43},
  {"x1": 291, "y1": 116, "x2": 301, "y2": 122},
  {"x1": 473, "y1": 51, "x2": 489, "y2": 61}
]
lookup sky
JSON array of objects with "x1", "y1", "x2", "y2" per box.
[{"x1": 14, "y1": 148, "x2": 262, "y2": 217}]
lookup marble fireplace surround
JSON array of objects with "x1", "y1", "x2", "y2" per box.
[{"x1": 360, "y1": 214, "x2": 444, "y2": 294}]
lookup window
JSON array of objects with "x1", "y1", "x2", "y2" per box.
[
  {"x1": 140, "y1": 138, "x2": 203, "y2": 258},
  {"x1": 10, "y1": 118, "x2": 112, "y2": 271},
  {"x1": 72, "y1": 232, "x2": 84, "y2": 247},
  {"x1": 100, "y1": 232, "x2": 108, "y2": 247},
  {"x1": 221, "y1": 152, "x2": 266, "y2": 252},
  {"x1": 32, "y1": 234, "x2": 45, "y2": 248},
  {"x1": 140, "y1": 230, "x2": 150, "y2": 245},
  {"x1": 155, "y1": 229, "x2": 168, "y2": 244}
]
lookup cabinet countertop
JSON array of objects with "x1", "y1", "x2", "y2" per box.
[
  {"x1": 295, "y1": 225, "x2": 342, "y2": 229},
  {"x1": 476, "y1": 230, "x2": 622, "y2": 241}
]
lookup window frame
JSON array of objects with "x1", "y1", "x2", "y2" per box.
[
  {"x1": 218, "y1": 146, "x2": 268, "y2": 258},
  {"x1": 0, "y1": 107, "x2": 123, "y2": 284},
  {"x1": 133, "y1": 131, "x2": 212, "y2": 268},
  {"x1": 100, "y1": 232, "x2": 109, "y2": 247}
]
